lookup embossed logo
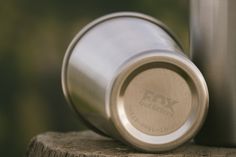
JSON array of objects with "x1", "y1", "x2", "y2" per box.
[{"x1": 139, "y1": 90, "x2": 178, "y2": 116}]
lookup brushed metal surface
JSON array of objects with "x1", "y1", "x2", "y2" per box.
[
  {"x1": 191, "y1": 0, "x2": 236, "y2": 146},
  {"x1": 62, "y1": 12, "x2": 209, "y2": 152},
  {"x1": 123, "y1": 67, "x2": 192, "y2": 136},
  {"x1": 110, "y1": 52, "x2": 208, "y2": 151}
]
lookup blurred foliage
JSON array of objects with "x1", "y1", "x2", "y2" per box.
[{"x1": 0, "y1": 0, "x2": 189, "y2": 156}]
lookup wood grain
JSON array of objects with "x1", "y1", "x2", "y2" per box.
[{"x1": 26, "y1": 131, "x2": 236, "y2": 157}]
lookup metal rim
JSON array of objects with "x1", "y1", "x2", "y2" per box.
[
  {"x1": 61, "y1": 12, "x2": 184, "y2": 136},
  {"x1": 110, "y1": 50, "x2": 209, "y2": 152}
]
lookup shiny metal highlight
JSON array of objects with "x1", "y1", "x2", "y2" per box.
[
  {"x1": 62, "y1": 12, "x2": 208, "y2": 152},
  {"x1": 191, "y1": 0, "x2": 236, "y2": 146}
]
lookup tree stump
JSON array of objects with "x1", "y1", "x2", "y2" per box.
[{"x1": 26, "y1": 130, "x2": 236, "y2": 157}]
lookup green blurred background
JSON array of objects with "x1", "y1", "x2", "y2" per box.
[{"x1": 0, "y1": 0, "x2": 189, "y2": 156}]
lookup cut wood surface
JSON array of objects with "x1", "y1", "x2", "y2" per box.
[{"x1": 26, "y1": 130, "x2": 236, "y2": 157}]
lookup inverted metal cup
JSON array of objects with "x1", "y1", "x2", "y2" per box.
[{"x1": 62, "y1": 12, "x2": 208, "y2": 152}]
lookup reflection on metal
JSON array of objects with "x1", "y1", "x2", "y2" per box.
[
  {"x1": 62, "y1": 12, "x2": 208, "y2": 152},
  {"x1": 191, "y1": 0, "x2": 236, "y2": 146}
]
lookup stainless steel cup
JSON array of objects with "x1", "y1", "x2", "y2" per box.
[
  {"x1": 62, "y1": 12, "x2": 208, "y2": 152},
  {"x1": 191, "y1": 0, "x2": 236, "y2": 146}
]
